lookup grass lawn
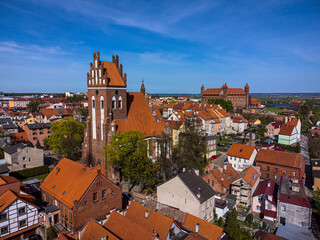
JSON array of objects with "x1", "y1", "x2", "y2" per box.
[
  {"x1": 23, "y1": 173, "x2": 50, "y2": 181},
  {"x1": 217, "y1": 146, "x2": 229, "y2": 152},
  {"x1": 263, "y1": 106, "x2": 283, "y2": 114}
]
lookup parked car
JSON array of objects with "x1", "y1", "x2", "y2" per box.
[
  {"x1": 122, "y1": 192, "x2": 134, "y2": 209},
  {"x1": 210, "y1": 155, "x2": 217, "y2": 160}
]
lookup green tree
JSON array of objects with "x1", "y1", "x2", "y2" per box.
[
  {"x1": 246, "y1": 213, "x2": 253, "y2": 225},
  {"x1": 217, "y1": 217, "x2": 224, "y2": 227},
  {"x1": 207, "y1": 98, "x2": 234, "y2": 112},
  {"x1": 173, "y1": 121, "x2": 207, "y2": 173},
  {"x1": 103, "y1": 131, "x2": 158, "y2": 189},
  {"x1": 256, "y1": 127, "x2": 267, "y2": 138},
  {"x1": 47, "y1": 118, "x2": 85, "y2": 160},
  {"x1": 73, "y1": 107, "x2": 89, "y2": 123},
  {"x1": 157, "y1": 132, "x2": 173, "y2": 181},
  {"x1": 27, "y1": 99, "x2": 41, "y2": 112}
]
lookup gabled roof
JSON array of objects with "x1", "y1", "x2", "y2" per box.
[
  {"x1": 0, "y1": 189, "x2": 39, "y2": 213},
  {"x1": 215, "y1": 108, "x2": 230, "y2": 117},
  {"x1": 0, "y1": 175, "x2": 20, "y2": 185},
  {"x1": 255, "y1": 230, "x2": 287, "y2": 240},
  {"x1": 4, "y1": 143, "x2": 28, "y2": 155},
  {"x1": 125, "y1": 201, "x2": 177, "y2": 240},
  {"x1": 270, "y1": 122, "x2": 282, "y2": 129},
  {"x1": 40, "y1": 158, "x2": 109, "y2": 208},
  {"x1": 178, "y1": 169, "x2": 215, "y2": 203},
  {"x1": 40, "y1": 108, "x2": 60, "y2": 119},
  {"x1": 116, "y1": 93, "x2": 165, "y2": 137},
  {"x1": 227, "y1": 144, "x2": 256, "y2": 159},
  {"x1": 279, "y1": 123, "x2": 296, "y2": 136},
  {"x1": 253, "y1": 180, "x2": 277, "y2": 206},
  {"x1": 25, "y1": 122, "x2": 51, "y2": 130},
  {"x1": 233, "y1": 166, "x2": 260, "y2": 187},
  {"x1": 197, "y1": 110, "x2": 213, "y2": 121},
  {"x1": 80, "y1": 218, "x2": 120, "y2": 240},
  {"x1": 182, "y1": 214, "x2": 224, "y2": 240},
  {"x1": 102, "y1": 62, "x2": 126, "y2": 86},
  {"x1": 104, "y1": 211, "x2": 153, "y2": 240},
  {"x1": 255, "y1": 149, "x2": 305, "y2": 169},
  {"x1": 204, "y1": 163, "x2": 237, "y2": 190}
]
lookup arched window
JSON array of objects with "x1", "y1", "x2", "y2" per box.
[
  {"x1": 92, "y1": 96, "x2": 95, "y2": 109},
  {"x1": 118, "y1": 96, "x2": 122, "y2": 109},
  {"x1": 112, "y1": 96, "x2": 116, "y2": 109},
  {"x1": 100, "y1": 96, "x2": 104, "y2": 110}
]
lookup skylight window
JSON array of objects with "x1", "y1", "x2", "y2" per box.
[
  {"x1": 52, "y1": 185, "x2": 56, "y2": 189},
  {"x1": 62, "y1": 191, "x2": 66, "y2": 195}
]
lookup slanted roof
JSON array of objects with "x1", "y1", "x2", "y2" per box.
[
  {"x1": 0, "y1": 189, "x2": 39, "y2": 213},
  {"x1": 205, "y1": 163, "x2": 237, "y2": 190},
  {"x1": 25, "y1": 122, "x2": 51, "y2": 130},
  {"x1": 0, "y1": 175, "x2": 20, "y2": 185},
  {"x1": 255, "y1": 149, "x2": 305, "y2": 169},
  {"x1": 178, "y1": 169, "x2": 215, "y2": 203},
  {"x1": 233, "y1": 166, "x2": 260, "y2": 187},
  {"x1": 4, "y1": 143, "x2": 28, "y2": 155},
  {"x1": 116, "y1": 92, "x2": 165, "y2": 137},
  {"x1": 40, "y1": 108, "x2": 60, "y2": 119},
  {"x1": 81, "y1": 218, "x2": 120, "y2": 240},
  {"x1": 253, "y1": 180, "x2": 277, "y2": 206},
  {"x1": 104, "y1": 211, "x2": 153, "y2": 240},
  {"x1": 255, "y1": 230, "x2": 287, "y2": 240},
  {"x1": 227, "y1": 144, "x2": 256, "y2": 159},
  {"x1": 40, "y1": 158, "x2": 108, "y2": 208},
  {"x1": 125, "y1": 201, "x2": 177, "y2": 240},
  {"x1": 102, "y1": 62, "x2": 126, "y2": 86},
  {"x1": 182, "y1": 214, "x2": 224, "y2": 240},
  {"x1": 197, "y1": 110, "x2": 213, "y2": 121},
  {"x1": 279, "y1": 123, "x2": 295, "y2": 136}
]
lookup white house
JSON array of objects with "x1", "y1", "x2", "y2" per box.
[
  {"x1": 157, "y1": 169, "x2": 216, "y2": 221},
  {"x1": 227, "y1": 144, "x2": 257, "y2": 172},
  {"x1": 0, "y1": 190, "x2": 39, "y2": 239}
]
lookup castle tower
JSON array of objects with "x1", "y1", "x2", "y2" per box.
[
  {"x1": 82, "y1": 52, "x2": 127, "y2": 168},
  {"x1": 244, "y1": 83, "x2": 249, "y2": 108},
  {"x1": 222, "y1": 83, "x2": 228, "y2": 100}
]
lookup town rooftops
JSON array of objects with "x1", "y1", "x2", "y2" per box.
[
  {"x1": 0, "y1": 189, "x2": 39, "y2": 213},
  {"x1": 254, "y1": 230, "x2": 287, "y2": 240},
  {"x1": 125, "y1": 201, "x2": 178, "y2": 240},
  {"x1": 233, "y1": 166, "x2": 260, "y2": 187},
  {"x1": 227, "y1": 143, "x2": 256, "y2": 159},
  {"x1": 278, "y1": 177, "x2": 311, "y2": 209},
  {"x1": 4, "y1": 143, "x2": 28, "y2": 155},
  {"x1": 0, "y1": 175, "x2": 20, "y2": 185},
  {"x1": 255, "y1": 149, "x2": 305, "y2": 169},
  {"x1": 115, "y1": 92, "x2": 165, "y2": 137},
  {"x1": 40, "y1": 158, "x2": 108, "y2": 208},
  {"x1": 178, "y1": 169, "x2": 216, "y2": 203},
  {"x1": 25, "y1": 122, "x2": 51, "y2": 130},
  {"x1": 0, "y1": 117, "x2": 18, "y2": 129},
  {"x1": 270, "y1": 122, "x2": 282, "y2": 129},
  {"x1": 182, "y1": 213, "x2": 224, "y2": 240}
]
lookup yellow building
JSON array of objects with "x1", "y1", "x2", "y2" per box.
[{"x1": 167, "y1": 121, "x2": 185, "y2": 147}]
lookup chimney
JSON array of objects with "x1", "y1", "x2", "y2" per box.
[
  {"x1": 97, "y1": 168, "x2": 101, "y2": 175},
  {"x1": 119, "y1": 64, "x2": 123, "y2": 76},
  {"x1": 55, "y1": 167, "x2": 60, "y2": 175},
  {"x1": 145, "y1": 210, "x2": 150, "y2": 218},
  {"x1": 267, "y1": 182, "x2": 271, "y2": 187},
  {"x1": 116, "y1": 55, "x2": 119, "y2": 68},
  {"x1": 195, "y1": 223, "x2": 200, "y2": 233}
]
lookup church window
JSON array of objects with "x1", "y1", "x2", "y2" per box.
[
  {"x1": 101, "y1": 100, "x2": 104, "y2": 110},
  {"x1": 118, "y1": 96, "x2": 122, "y2": 109},
  {"x1": 92, "y1": 99, "x2": 95, "y2": 109},
  {"x1": 112, "y1": 96, "x2": 116, "y2": 109}
]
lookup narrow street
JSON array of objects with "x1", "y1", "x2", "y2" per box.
[{"x1": 299, "y1": 135, "x2": 312, "y2": 189}]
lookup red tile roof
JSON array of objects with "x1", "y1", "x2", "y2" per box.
[
  {"x1": 182, "y1": 214, "x2": 224, "y2": 240},
  {"x1": 227, "y1": 144, "x2": 256, "y2": 159},
  {"x1": 0, "y1": 189, "x2": 39, "y2": 213},
  {"x1": 234, "y1": 166, "x2": 260, "y2": 187},
  {"x1": 40, "y1": 158, "x2": 109, "y2": 208},
  {"x1": 104, "y1": 211, "x2": 153, "y2": 240},
  {"x1": 116, "y1": 93, "x2": 165, "y2": 137},
  {"x1": 255, "y1": 230, "x2": 287, "y2": 240},
  {"x1": 103, "y1": 62, "x2": 126, "y2": 86},
  {"x1": 80, "y1": 218, "x2": 120, "y2": 240},
  {"x1": 253, "y1": 180, "x2": 277, "y2": 206},
  {"x1": 40, "y1": 108, "x2": 60, "y2": 119},
  {"x1": 255, "y1": 149, "x2": 305, "y2": 169},
  {"x1": 279, "y1": 123, "x2": 295, "y2": 135},
  {"x1": 125, "y1": 201, "x2": 177, "y2": 240}
]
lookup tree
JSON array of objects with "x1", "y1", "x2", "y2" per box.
[
  {"x1": 157, "y1": 132, "x2": 173, "y2": 181},
  {"x1": 103, "y1": 131, "x2": 158, "y2": 189},
  {"x1": 173, "y1": 120, "x2": 207, "y2": 173},
  {"x1": 217, "y1": 217, "x2": 224, "y2": 227},
  {"x1": 73, "y1": 107, "x2": 89, "y2": 123},
  {"x1": 225, "y1": 208, "x2": 242, "y2": 240},
  {"x1": 47, "y1": 118, "x2": 85, "y2": 160},
  {"x1": 246, "y1": 213, "x2": 253, "y2": 225},
  {"x1": 27, "y1": 99, "x2": 41, "y2": 112},
  {"x1": 207, "y1": 98, "x2": 234, "y2": 112},
  {"x1": 256, "y1": 127, "x2": 267, "y2": 138}
]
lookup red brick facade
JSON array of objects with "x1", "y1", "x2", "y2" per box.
[{"x1": 23, "y1": 123, "x2": 51, "y2": 146}]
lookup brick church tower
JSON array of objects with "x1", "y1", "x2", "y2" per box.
[{"x1": 82, "y1": 52, "x2": 127, "y2": 168}]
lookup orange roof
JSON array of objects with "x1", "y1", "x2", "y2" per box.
[
  {"x1": 205, "y1": 163, "x2": 238, "y2": 190},
  {"x1": 40, "y1": 158, "x2": 108, "y2": 208},
  {"x1": 250, "y1": 98, "x2": 260, "y2": 103},
  {"x1": 197, "y1": 110, "x2": 213, "y2": 121},
  {"x1": 279, "y1": 123, "x2": 295, "y2": 135},
  {"x1": 125, "y1": 201, "x2": 177, "y2": 240},
  {"x1": 0, "y1": 175, "x2": 20, "y2": 185},
  {"x1": 207, "y1": 110, "x2": 221, "y2": 123},
  {"x1": 227, "y1": 88, "x2": 246, "y2": 94},
  {"x1": 11, "y1": 132, "x2": 28, "y2": 142},
  {"x1": 255, "y1": 149, "x2": 305, "y2": 169},
  {"x1": 102, "y1": 62, "x2": 125, "y2": 86},
  {"x1": 234, "y1": 166, "x2": 260, "y2": 187},
  {"x1": 81, "y1": 218, "x2": 120, "y2": 240},
  {"x1": 216, "y1": 108, "x2": 230, "y2": 117},
  {"x1": 287, "y1": 117, "x2": 299, "y2": 127},
  {"x1": 116, "y1": 93, "x2": 165, "y2": 137},
  {"x1": 227, "y1": 144, "x2": 256, "y2": 159},
  {"x1": 104, "y1": 211, "x2": 153, "y2": 240},
  {"x1": 182, "y1": 214, "x2": 224, "y2": 240},
  {"x1": 40, "y1": 108, "x2": 60, "y2": 119},
  {"x1": 0, "y1": 189, "x2": 39, "y2": 213}
]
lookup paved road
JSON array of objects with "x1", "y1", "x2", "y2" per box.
[
  {"x1": 299, "y1": 135, "x2": 312, "y2": 189},
  {"x1": 213, "y1": 152, "x2": 227, "y2": 168}
]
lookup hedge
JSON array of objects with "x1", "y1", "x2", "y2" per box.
[
  {"x1": 275, "y1": 143, "x2": 301, "y2": 153},
  {"x1": 10, "y1": 165, "x2": 49, "y2": 180}
]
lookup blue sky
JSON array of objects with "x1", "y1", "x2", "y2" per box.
[{"x1": 0, "y1": 0, "x2": 320, "y2": 93}]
